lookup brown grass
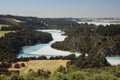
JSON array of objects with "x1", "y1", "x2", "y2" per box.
[{"x1": 8, "y1": 60, "x2": 69, "y2": 74}]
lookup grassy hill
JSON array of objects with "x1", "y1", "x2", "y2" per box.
[
  {"x1": 0, "y1": 24, "x2": 4, "y2": 29},
  {"x1": 0, "y1": 24, "x2": 14, "y2": 37},
  {"x1": 0, "y1": 18, "x2": 21, "y2": 26},
  {"x1": 0, "y1": 31, "x2": 14, "y2": 37}
]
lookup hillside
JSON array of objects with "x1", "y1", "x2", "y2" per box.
[
  {"x1": 0, "y1": 15, "x2": 120, "y2": 80},
  {"x1": 0, "y1": 18, "x2": 21, "y2": 26},
  {"x1": 52, "y1": 24, "x2": 120, "y2": 56},
  {"x1": 0, "y1": 29, "x2": 53, "y2": 61}
]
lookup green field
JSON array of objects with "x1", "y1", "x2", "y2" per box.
[
  {"x1": 0, "y1": 24, "x2": 3, "y2": 29},
  {"x1": 0, "y1": 24, "x2": 9, "y2": 29},
  {"x1": 0, "y1": 18, "x2": 20, "y2": 26},
  {"x1": 0, "y1": 24, "x2": 14, "y2": 37},
  {"x1": 0, "y1": 31, "x2": 13, "y2": 37}
]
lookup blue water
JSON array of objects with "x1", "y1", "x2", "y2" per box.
[
  {"x1": 17, "y1": 29, "x2": 120, "y2": 65},
  {"x1": 106, "y1": 56, "x2": 120, "y2": 65},
  {"x1": 17, "y1": 43, "x2": 50, "y2": 57}
]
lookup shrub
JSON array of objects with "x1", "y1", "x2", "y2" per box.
[
  {"x1": 56, "y1": 65, "x2": 66, "y2": 74},
  {"x1": 10, "y1": 73, "x2": 24, "y2": 80},
  {"x1": 14, "y1": 64, "x2": 20, "y2": 68},
  {"x1": 70, "y1": 71, "x2": 85, "y2": 80},
  {"x1": 50, "y1": 72, "x2": 69, "y2": 80},
  {"x1": 21, "y1": 63, "x2": 25, "y2": 67}
]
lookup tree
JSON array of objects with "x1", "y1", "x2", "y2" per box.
[{"x1": 37, "y1": 55, "x2": 47, "y2": 60}]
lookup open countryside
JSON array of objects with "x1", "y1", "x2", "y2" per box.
[{"x1": 0, "y1": 0, "x2": 120, "y2": 80}]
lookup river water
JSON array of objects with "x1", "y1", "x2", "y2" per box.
[
  {"x1": 18, "y1": 29, "x2": 80, "y2": 58},
  {"x1": 17, "y1": 29, "x2": 120, "y2": 65},
  {"x1": 78, "y1": 21, "x2": 120, "y2": 26}
]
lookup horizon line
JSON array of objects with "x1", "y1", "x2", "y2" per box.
[{"x1": 1, "y1": 14, "x2": 120, "y2": 19}]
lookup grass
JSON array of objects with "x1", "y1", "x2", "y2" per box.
[
  {"x1": 0, "y1": 31, "x2": 14, "y2": 37},
  {"x1": 0, "y1": 24, "x2": 4, "y2": 29},
  {"x1": 1, "y1": 18, "x2": 19, "y2": 26},
  {"x1": 8, "y1": 60, "x2": 69, "y2": 74},
  {"x1": 0, "y1": 24, "x2": 14, "y2": 37}
]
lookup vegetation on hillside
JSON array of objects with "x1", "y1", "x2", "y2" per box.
[
  {"x1": 0, "y1": 14, "x2": 120, "y2": 80},
  {"x1": 0, "y1": 15, "x2": 80, "y2": 30},
  {"x1": 0, "y1": 18, "x2": 19, "y2": 26},
  {"x1": 0, "y1": 28, "x2": 53, "y2": 62},
  {"x1": 0, "y1": 31, "x2": 14, "y2": 37},
  {"x1": 0, "y1": 64, "x2": 120, "y2": 80},
  {"x1": 0, "y1": 24, "x2": 14, "y2": 37},
  {"x1": 52, "y1": 24, "x2": 120, "y2": 56}
]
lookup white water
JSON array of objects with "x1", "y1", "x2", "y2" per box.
[
  {"x1": 18, "y1": 29, "x2": 120, "y2": 65},
  {"x1": 106, "y1": 57, "x2": 120, "y2": 65}
]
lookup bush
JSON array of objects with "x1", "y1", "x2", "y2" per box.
[
  {"x1": 14, "y1": 64, "x2": 20, "y2": 68},
  {"x1": 10, "y1": 73, "x2": 24, "y2": 80},
  {"x1": 93, "y1": 75, "x2": 103, "y2": 80},
  {"x1": 21, "y1": 63, "x2": 25, "y2": 67},
  {"x1": 67, "y1": 65, "x2": 79, "y2": 73},
  {"x1": 42, "y1": 70, "x2": 51, "y2": 78},
  {"x1": 56, "y1": 65, "x2": 66, "y2": 74},
  {"x1": 50, "y1": 72, "x2": 69, "y2": 80},
  {"x1": 70, "y1": 71, "x2": 85, "y2": 80}
]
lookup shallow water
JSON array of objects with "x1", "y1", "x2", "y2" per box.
[{"x1": 106, "y1": 57, "x2": 120, "y2": 65}]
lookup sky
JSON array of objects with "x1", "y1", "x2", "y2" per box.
[{"x1": 0, "y1": 0, "x2": 120, "y2": 18}]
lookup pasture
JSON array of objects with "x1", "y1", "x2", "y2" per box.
[{"x1": 8, "y1": 60, "x2": 69, "y2": 74}]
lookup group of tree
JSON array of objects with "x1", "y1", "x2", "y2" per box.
[
  {"x1": 0, "y1": 28, "x2": 53, "y2": 62},
  {"x1": 67, "y1": 54, "x2": 110, "y2": 69},
  {"x1": 52, "y1": 24, "x2": 120, "y2": 56},
  {"x1": 0, "y1": 14, "x2": 80, "y2": 30},
  {"x1": 0, "y1": 14, "x2": 120, "y2": 79}
]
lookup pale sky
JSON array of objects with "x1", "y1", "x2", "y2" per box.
[{"x1": 0, "y1": 0, "x2": 120, "y2": 18}]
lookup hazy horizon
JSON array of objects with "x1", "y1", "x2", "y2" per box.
[{"x1": 0, "y1": 0, "x2": 120, "y2": 18}]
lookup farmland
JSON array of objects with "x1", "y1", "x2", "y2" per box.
[
  {"x1": 8, "y1": 60, "x2": 69, "y2": 74},
  {"x1": 0, "y1": 31, "x2": 14, "y2": 37},
  {"x1": 0, "y1": 24, "x2": 14, "y2": 37}
]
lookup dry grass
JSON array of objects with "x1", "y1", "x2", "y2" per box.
[{"x1": 8, "y1": 60, "x2": 69, "y2": 74}]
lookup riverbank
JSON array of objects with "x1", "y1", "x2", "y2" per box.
[
  {"x1": 17, "y1": 29, "x2": 120, "y2": 65},
  {"x1": 18, "y1": 29, "x2": 80, "y2": 58}
]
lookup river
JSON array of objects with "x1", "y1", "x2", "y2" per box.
[
  {"x1": 17, "y1": 29, "x2": 120, "y2": 65},
  {"x1": 78, "y1": 21, "x2": 120, "y2": 26},
  {"x1": 18, "y1": 29, "x2": 80, "y2": 58}
]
